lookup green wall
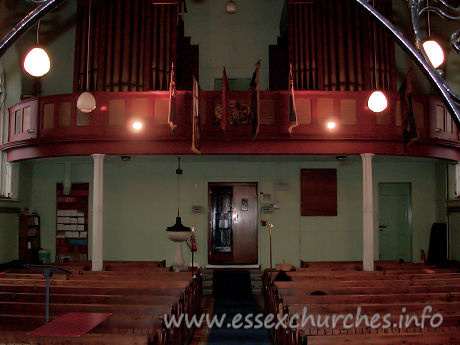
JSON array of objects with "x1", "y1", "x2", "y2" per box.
[
  {"x1": 0, "y1": 211, "x2": 19, "y2": 263},
  {"x1": 184, "y1": 0, "x2": 284, "y2": 90},
  {"x1": 22, "y1": 155, "x2": 444, "y2": 268},
  {"x1": 0, "y1": 161, "x2": 32, "y2": 263},
  {"x1": 448, "y1": 200, "x2": 460, "y2": 261},
  {"x1": 39, "y1": 0, "x2": 76, "y2": 96}
]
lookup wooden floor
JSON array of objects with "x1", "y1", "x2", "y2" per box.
[{"x1": 190, "y1": 296, "x2": 214, "y2": 345}]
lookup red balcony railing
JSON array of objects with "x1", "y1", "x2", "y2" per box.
[{"x1": 4, "y1": 90, "x2": 459, "y2": 161}]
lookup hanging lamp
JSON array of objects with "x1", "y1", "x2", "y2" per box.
[
  {"x1": 166, "y1": 157, "x2": 191, "y2": 233},
  {"x1": 77, "y1": 0, "x2": 96, "y2": 113},
  {"x1": 23, "y1": 20, "x2": 50, "y2": 77},
  {"x1": 367, "y1": 0, "x2": 388, "y2": 113},
  {"x1": 166, "y1": 157, "x2": 191, "y2": 271},
  {"x1": 421, "y1": 4, "x2": 445, "y2": 69},
  {"x1": 226, "y1": 0, "x2": 237, "y2": 14}
]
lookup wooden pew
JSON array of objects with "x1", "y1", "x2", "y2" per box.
[
  {"x1": 276, "y1": 285, "x2": 460, "y2": 296},
  {"x1": 273, "y1": 278, "x2": 460, "y2": 288},
  {"x1": 0, "y1": 312, "x2": 168, "y2": 344},
  {"x1": 265, "y1": 264, "x2": 460, "y2": 345},
  {"x1": 54, "y1": 259, "x2": 167, "y2": 269},
  {"x1": 299, "y1": 260, "x2": 436, "y2": 270},
  {"x1": 0, "y1": 264, "x2": 199, "y2": 345},
  {"x1": 281, "y1": 292, "x2": 460, "y2": 305},
  {"x1": 306, "y1": 332, "x2": 460, "y2": 345},
  {"x1": 0, "y1": 292, "x2": 180, "y2": 305},
  {"x1": 0, "y1": 331, "x2": 149, "y2": 345}
]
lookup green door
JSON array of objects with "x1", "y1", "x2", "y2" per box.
[{"x1": 378, "y1": 183, "x2": 412, "y2": 262}]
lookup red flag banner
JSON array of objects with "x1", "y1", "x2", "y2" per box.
[
  {"x1": 249, "y1": 59, "x2": 261, "y2": 137},
  {"x1": 400, "y1": 70, "x2": 418, "y2": 146},
  {"x1": 168, "y1": 63, "x2": 177, "y2": 132},
  {"x1": 221, "y1": 67, "x2": 229, "y2": 133},
  {"x1": 191, "y1": 76, "x2": 201, "y2": 154},
  {"x1": 288, "y1": 63, "x2": 298, "y2": 135}
]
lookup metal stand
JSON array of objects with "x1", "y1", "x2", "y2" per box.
[
  {"x1": 269, "y1": 227, "x2": 273, "y2": 273},
  {"x1": 25, "y1": 265, "x2": 71, "y2": 323},
  {"x1": 267, "y1": 223, "x2": 274, "y2": 279},
  {"x1": 185, "y1": 239, "x2": 196, "y2": 271}
]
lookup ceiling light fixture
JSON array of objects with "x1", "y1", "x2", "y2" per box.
[
  {"x1": 422, "y1": 40, "x2": 445, "y2": 69},
  {"x1": 226, "y1": 0, "x2": 237, "y2": 14},
  {"x1": 77, "y1": 0, "x2": 96, "y2": 113},
  {"x1": 368, "y1": 90, "x2": 388, "y2": 113},
  {"x1": 166, "y1": 157, "x2": 192, "y2": 271},
  {"x1": 421, "y1": 3, "x2": 445, "y2": 69},
  {"x1": 367, "y1": 0, "x2": 388, "y2": 113},
  {"x1": 23, "y1": 21, "x2": 50, "y2": 77}
]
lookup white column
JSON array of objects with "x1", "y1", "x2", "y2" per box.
[
  {"x1": 91, "y1": 154, "x2": 105, "y2": 271},
  {"x1": 361, "y1": 153, "x2": 374, "y2": 272}
]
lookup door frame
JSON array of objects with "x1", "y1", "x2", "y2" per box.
[
  {"x1": 208, "y1": 182, "x2": 258, "y2": 265},
  {"x1": 377, "y1": 182, "x2": 413, "y2": 262}
]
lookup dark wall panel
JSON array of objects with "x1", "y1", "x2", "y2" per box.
[{"x1": 301, "y1": 169, "x2": 337, "y2": 216}]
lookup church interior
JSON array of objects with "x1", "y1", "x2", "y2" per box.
[{"x1": 0, "y1": 0, "x2": 459, "y2": 344}]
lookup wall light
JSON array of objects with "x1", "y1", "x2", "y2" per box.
[
  {"x1": 326, "y1": 121, "x2": 336, "y2": 130},
  {"x1": 132, "y1": 120, "x2": 143, "y2": 131},
  {"x1": 23, "y1": 47, "x2": 50, "y2": 77},
  {"x1": 422, "y1": 40, "x2": 445, "y2": 68},
  {"x1": 368, "y1": 91, "x2": 388, "y2": 113}
]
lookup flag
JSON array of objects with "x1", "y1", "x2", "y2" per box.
[
  {"x1": 288, "y1": 63, "x2": 298, "y2": 135},
  {"x1": 221, "y1": 67, "x2": 229, "y2": 133},
  {"x1": 400, "y1": 70, "x2": 418, "y2": 146},
  {"x1": 179, "y1": 0, "x2": 187, "y2": 14},
  {"x1": 191, "y1": 76, "x2": 201, "y2": 154},
  {"x1": 178, "y1": 0, "x2": 187, "y2": 23},
  {"x1": 168, "y1": 63, "x2": 177, "y2": 132},
  {"x1": 250, "y1": 59, "x2": 261, "y2": 137}
]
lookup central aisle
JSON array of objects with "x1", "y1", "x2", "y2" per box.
[{"x1": 206, "y1": 270, "x2": 271, "y2": 345}]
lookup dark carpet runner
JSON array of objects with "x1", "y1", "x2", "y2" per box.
[{"x1": 206, "y1": 270, "x2": 271, "y2": 345}]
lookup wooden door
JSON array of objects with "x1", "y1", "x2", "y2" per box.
[
  {"x1": 378, "y1": 183, "x2": 412, "y2": 262},
  {"x1": 208, "y1": 183, "x2": 258, "y2": 265},
  {"x1": 232, "y1": 184, "x2": 258, "y2": 264}
]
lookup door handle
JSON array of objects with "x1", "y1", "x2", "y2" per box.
[{"x1": 379, "y1": 225, "x2": 387, "y2": 228}]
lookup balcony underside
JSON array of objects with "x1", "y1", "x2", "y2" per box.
[{"x1": 2, "y1": 91, "x2": 459, "y2": 162}]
